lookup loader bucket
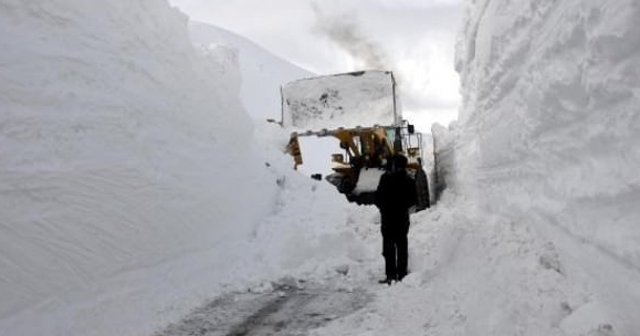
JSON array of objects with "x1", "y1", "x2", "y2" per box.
[{"x1": 281, "y1": 70, "x2": 400, "y2": 130}]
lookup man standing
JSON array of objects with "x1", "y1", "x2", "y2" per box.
[{"x1": 374, "y1": 154, "x2": 418, "y2": 284}]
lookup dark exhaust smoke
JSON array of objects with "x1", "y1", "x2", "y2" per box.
[{"x1": 311, "y1": 3, "x2": 389, "y2": 70}]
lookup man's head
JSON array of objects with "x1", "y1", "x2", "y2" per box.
[{"x1": 387, "y1": 154, "x2": 408, "y2": 173}]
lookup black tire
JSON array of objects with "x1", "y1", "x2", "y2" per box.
[
  {"x1": 347, "y1": 191, "x2": 376, "y2": 206},
  {"x1": 414, "y1": 168, "x2": 430, "y2": 212}
]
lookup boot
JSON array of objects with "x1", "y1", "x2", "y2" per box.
[{"x1": 378, "y1": 276, "x2": 396, "y2": 285}]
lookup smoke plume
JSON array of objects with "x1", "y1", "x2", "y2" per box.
[{"x1": 311, "y1": 3, "x2": 390, "y2": 70}]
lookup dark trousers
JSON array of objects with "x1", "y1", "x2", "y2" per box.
[{"x1": 381, "y1": 223, "x2": 409, "y2": 280}]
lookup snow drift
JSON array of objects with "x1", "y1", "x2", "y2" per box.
[{"x1": 455, "y1": 0, "x2": 640, "y2": 333}]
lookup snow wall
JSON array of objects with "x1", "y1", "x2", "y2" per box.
[
  {"x1": 455, "y1": 0, "x2": 640, "y2": 332},
  {"x1": 0, "y1": 0, "x2": 284, "y2": 333},
  {"x1": 431, "y1": 123, "x2": 456, "y2": 202}
]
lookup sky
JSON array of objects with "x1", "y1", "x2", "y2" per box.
[{"x1": 169, "y1": 0, "x2": 465, "y2": 131}]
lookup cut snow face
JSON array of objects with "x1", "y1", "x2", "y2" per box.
[
  {"x1": 0, "y1": 1, "x2": 278, "y2": 335},
  {"x1": 454, "y1": 0, "x2": 640, "y2": 333},
  {"x1": 282, "y1": 70, "x2": 398, "y2": 130}
]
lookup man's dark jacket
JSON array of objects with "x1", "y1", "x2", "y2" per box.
[{"x1": 374, "y1": 170, "x2": 417, "y2": 227}]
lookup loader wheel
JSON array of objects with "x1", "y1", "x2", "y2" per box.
[
  {"x1": 415, "y1": 168, "x2": 430, "y2": 212},
  {"x1": 347, "y1": 191, "x2": 376, "y2": 206}
]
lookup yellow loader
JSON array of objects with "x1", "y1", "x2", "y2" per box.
[{"x1": 280, "y1": 70, "x2": 430, "y2": 211}]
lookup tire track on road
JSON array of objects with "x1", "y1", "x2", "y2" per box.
[{"x1": 154, "y1": 283, "x2": 371, "y2": 336}]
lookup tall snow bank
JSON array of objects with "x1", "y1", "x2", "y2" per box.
[
  {"x1": 0, "y1": 0, "x2": 276, "y2": 330},
  {"x1": 456, "y1": 0, "x2": 640, "y2": 333},
  {"x1": 187, "y1": 22, "x2": 314, "y2": 121}
]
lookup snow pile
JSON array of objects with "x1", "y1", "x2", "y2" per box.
[
  {"x1": 282, "y1": 71, "x2": 398, "y2": 130},
  {"x1": 455, "y1": 0, "x2": 640, "y2": 333},
  {"x1": 0, "y1": 0, "x2": 290, "y2": 334},
  {"x1": 187, "y1": 22, "x2": 313, "y2": 121}
]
